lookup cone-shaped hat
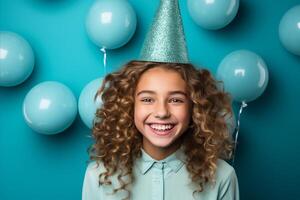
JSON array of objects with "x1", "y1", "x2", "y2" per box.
[{"x1": 140, "y1": 0, "x2": 189, "y2": 63}]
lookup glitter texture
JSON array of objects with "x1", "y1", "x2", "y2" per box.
[{"x1": 140, "y1": 0, "x2": 189, "y2": 63}]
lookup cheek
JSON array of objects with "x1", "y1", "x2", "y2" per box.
[
  {"x1": 134, "y1": 104, "x2": 149, "y2": 125},
  {"x1": 172, "y1": 106, "x2": 191, "y2": 124}
]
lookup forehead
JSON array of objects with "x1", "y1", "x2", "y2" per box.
[{"x1": 135, "y1": 67, "x2": 187, "y2": 93}]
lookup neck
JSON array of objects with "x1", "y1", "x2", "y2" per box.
[{"x1": 142, "y1": 138, "x2": 182, "y2": 160}]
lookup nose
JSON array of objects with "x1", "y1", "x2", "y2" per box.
[{"x1": 154, "y1": 101, "x2": 170, "y2": 119}]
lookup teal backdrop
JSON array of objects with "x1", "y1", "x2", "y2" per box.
[{"x1": 0, "y1": 0, "x2": 299, "y2": 199}]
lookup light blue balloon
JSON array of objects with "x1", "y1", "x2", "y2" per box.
[
  {"x1": 86, "y1": 0, "x2": 137, "y2": 49},
  {"x1": 23, "y1": 81, "x2": 77, "y2": 135},
  {"x1": 78, "y1": 78, "x2": 103, "y2": 129},
  {"x1": 279, "y1": 5, "x2": 300, "y2": 56},
  {"x1": 216, "y1": 50, "x2": 269, "y2": 103},
  {"x1": 0, "y1": 31, "x2": 35, "y2": 87},
  {"x1": 187, "y1": 0, "x2": 239, "y2": 30}
]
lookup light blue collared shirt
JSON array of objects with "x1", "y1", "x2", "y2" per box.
[{"x1": 82, "y1": 148, "x2": 239, "y2": 200}]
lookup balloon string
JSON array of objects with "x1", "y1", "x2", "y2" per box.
[
  {"x1": 100, "y1": 47, "x2": 107, "y2": 74},
  {"x1": 232, "y1": 101, "x2": 248, "y2": 166}
]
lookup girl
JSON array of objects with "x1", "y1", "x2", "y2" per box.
[{"x1": 82, "y1": 60, "x2": 239, "y2": 200}]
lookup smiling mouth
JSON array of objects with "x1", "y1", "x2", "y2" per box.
[
  {"x1": 149, "y1": 123, "x2": 174, "y2": 131},
  {"x1": 147, "y1": 123, "x2": 176, "y2": 136}
]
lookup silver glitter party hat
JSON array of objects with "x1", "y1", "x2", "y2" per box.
[{"x1": 140, "y1": 0, "x2": 189, "y2": 63}]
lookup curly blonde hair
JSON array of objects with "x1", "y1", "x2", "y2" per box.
[{"x1": 89, "y1": 60, "x2": 234, "y2": 199}]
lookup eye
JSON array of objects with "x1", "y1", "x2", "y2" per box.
[
  {"x1": 141, "y1": 98, "x2": 154, "y2": 103},
  {"x1": 169, "y1": 98, "x2": 184, "y2": 103}
]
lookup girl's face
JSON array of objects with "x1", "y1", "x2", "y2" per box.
[{"x1": 134, "y1": 67, "x2": 192, "y2": 159}]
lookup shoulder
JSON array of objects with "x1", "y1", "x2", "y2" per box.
[
  {"x1": 215, "y1": 159, "x2": 237, "y2": 183},
  {"x1": 213, "y1": 159, "x2": 240, "y2": 199},
  {"x1": 82, "y1": 161, "x2": 129, "y2": 200},
  {"x1": 83, "y1": 161, "x2": 108, "y2": 186},
  {"x1": 84, "y1": 161, "x2": 106, "y2": 178},
  {"x1": 82, "y1": 161, "x2": 107, "y2": 200}
]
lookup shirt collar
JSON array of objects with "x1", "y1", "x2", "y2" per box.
[{"x1": 136, "y1": 146, "x2": 186, "y2": 175}]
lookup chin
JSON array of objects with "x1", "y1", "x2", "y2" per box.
[{"x1": 149, "y1": 140, "x2": 174, "y2": 148}]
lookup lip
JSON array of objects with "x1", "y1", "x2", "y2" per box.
[
  {"x1": 147, "y1": 122, "x2": 176, "y2": 125},
  {"x1": 146, "y1": 124, "x2": 176, "y2": 136}
]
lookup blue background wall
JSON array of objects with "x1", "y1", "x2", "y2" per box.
[{"x1": 0, "y1": 0, "x2": 299, "y2": 199}]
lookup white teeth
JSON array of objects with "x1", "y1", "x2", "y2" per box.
[{"x1": 150, "y1": 124, "x2": 174, "y2": 131}]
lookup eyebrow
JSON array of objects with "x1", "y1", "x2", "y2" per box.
[{"x1": 136, "y1": 90, "x2": 187, "y2": 97}]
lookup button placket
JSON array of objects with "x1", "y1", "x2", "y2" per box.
[{"x1": 152, "y1": 162, "x2": 165, "y2": 200}]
